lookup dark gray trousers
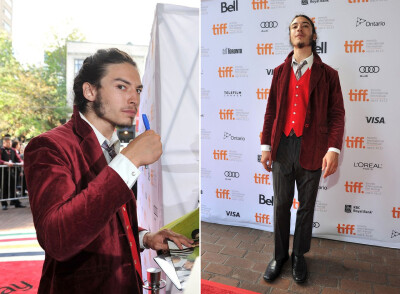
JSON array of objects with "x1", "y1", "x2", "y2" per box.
[{"x1": 272, "y1": 134, "x2": 321, "y2": 260}]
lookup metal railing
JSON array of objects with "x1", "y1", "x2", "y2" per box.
[{"x1": 0, "y1": 163, "x2": 28, "y2": 201}]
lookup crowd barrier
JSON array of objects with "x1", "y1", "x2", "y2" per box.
[{"x1": 0, "y1": 164, "x2": 28, "y2": 202}]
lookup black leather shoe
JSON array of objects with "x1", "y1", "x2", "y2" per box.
[
  {"x1": 2, "y1": 205, "x2": 7, "y2": 210},
  {"x1": 263, "y1": 256, "x2": 289, "y2": 282},
  {"x1": 292, "y1": 255, "x2": 307, "y2": 283},
  {"x1": 14, "y1": 203, "x2": 26, "y2": 208}
]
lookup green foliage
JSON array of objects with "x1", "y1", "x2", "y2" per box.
[{"x1": 0, "y1": 30, "x2": 84, "y2": 139}]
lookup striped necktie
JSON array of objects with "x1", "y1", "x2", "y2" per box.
[{"x1": 295, "y1": 60, "x2": 308, "y2": 80}]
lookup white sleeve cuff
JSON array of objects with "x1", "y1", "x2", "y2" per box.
[
  {"x1": 109, "y1": 153, "x2": 141, "y2": 189},
  {"x1": 139, "y1": 230, "x2": 150, "y2": 250},
  {"x1": 261, "y1": 145, "x2": 271, "y2": 152},
  {"x1": 328, "y1": 147, "x2": 340, "y2": 154}
]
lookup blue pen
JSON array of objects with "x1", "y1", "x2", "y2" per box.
[{"x1": 142, "y1": 114, "x2": 150, "y2": 130}]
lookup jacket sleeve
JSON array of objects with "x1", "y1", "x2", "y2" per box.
[
  {"x1": 261, "y1": 66, "x2": 280, "y2": 145},
  {"x1": 24, "y1": 135, "x2": 135, "y2": 262},
  {"x1": 327, "y1": 70, "x2": 345, "y2": 150}
]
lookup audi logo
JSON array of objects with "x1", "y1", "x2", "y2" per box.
[
  {"x1": 224, "y1": 171, "x2": 240, "y2": 178},
  {"x1": 359, "y1": 66, "x2": 380, "y2": 73},
  {"x1": 313, "y1": 222, "x2": 320, "y2": 228},
  {"x1": 260, "y1": 21, "x2": 278, "y2": 29}
]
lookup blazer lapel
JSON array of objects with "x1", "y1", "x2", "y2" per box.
[
  {"x1": 309, "y1": 55, "x2": 323, "y2": 96},
  {"x1": 72, "y1": 106, "x2": 108, "y2": 175}
]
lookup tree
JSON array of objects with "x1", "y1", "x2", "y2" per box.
[{"x1": 0, "y1": 32, "x2": 77, "y2": 139}]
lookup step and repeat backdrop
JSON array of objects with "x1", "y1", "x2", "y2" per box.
[{"x1": 201, "y1": 0, "x2": 400, "y2": 248}]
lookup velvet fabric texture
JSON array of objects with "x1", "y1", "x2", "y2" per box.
[
  {"x1": 24, "y1": 106, "x2": 144, "y2": 294},
  {"x1": 261, "y1": 51, "x2": 345, "y2": 170}
]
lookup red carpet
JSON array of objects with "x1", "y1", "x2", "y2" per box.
[
  {"x1": 201, "y1": 279, "x2": 260, "y2": 294},
  {"x1": 0, "y1": 260, "x2": 43, "y2": 292}
]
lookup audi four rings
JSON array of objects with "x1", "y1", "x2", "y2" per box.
[
  {"x1": 224, "y1": 171, "x2": 240, "y2": 178},
  {"x1": 313, "y1": 222, "x2": 320, "y2": 228},
  {"x1": 260, "y1": 21, "x2": 278, "y2": 29},
  {"x1": 359, "y1": 66, "x2": 380, "y2": 73}
]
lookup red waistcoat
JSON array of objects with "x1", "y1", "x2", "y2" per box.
[{"x1": 283, "y1": 68, "x2": 311, "y2": 136}]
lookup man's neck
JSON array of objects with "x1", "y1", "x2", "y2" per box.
[
  {"x1": 293, "y1": 46, "x2": 313, "y2": 63},
  {"x1": 83, "y1": 111, "x2": 115, "y2": 140}
]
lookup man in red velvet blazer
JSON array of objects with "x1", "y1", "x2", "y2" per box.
[
  {"x1": 24, "y1": 49, "x2": 192, "y2": 294},
  {"x1": 261, "y1": 15, "x2": 345, "y2": 283}
]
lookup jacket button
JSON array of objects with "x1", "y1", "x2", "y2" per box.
[{"x1": 305, "y1": 124, "x2": 309, "y2": 128}]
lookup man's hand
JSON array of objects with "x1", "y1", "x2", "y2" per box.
[
  {"x1": 261, "y1": 151, "x2": 272, "y2": 172},
  {"x1": 143, "y1": 229, "x2": 194, "y2": 251},
  {"x1": 4, "y1": 162, "x2": 13, "y2": 167},
  {"x1": 322, "y1": 151, "x2": 339, "y2": 178},
  {"x1": 120, "y1": 130, "x2": 162, "y2": 167}
]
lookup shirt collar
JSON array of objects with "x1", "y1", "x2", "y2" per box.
[
  {"x1": 292, "y1": 53, "x2": 314, "y2": 70},
  {"x1": 79, "y1": 112, "x2": 120, "y2": 149}
]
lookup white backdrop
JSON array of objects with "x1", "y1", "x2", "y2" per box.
[
  {"x1": 201, "y1": 0, "x2": 400, "y2": 249},
  {"x1": 137, "y1": 3, "x2": 199, "y2": 288}
]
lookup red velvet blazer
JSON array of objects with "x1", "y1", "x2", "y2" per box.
[
  {"x1": 261, "y1": 51, "x2": 345, "y2": 170},
  {"x1": 24, "y1": 107, "x2": 144, "y2": 294}
]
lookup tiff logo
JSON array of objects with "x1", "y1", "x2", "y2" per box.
[
  {"x1": 212, "y1": 23, "x2": 228, "y2": 35},
  {"x1": 337, "y1": 224, "x2": 356, "y2": 235},
  {"x1": 345, "y1": 136, "x2": 365, "y2": 149},
  {"x1": 257, "y1": 43, "x2": 274, "y2": 55},
  {"x1": 254, "y1": 173, "x2": 270, "y2": 185},
  {"x1": 349, "y1": 89, "x2": 368, "y2": 102},
  {"x1": 218, "y1": 66, "x2": 234, "y2": 78},
  {"x1": 252, "y1": 0, "x2": 269, "y2": 10},
  {"x1": 216, "y1": 189, "x2": 231, "y2": 199},
  {"x1": 213, "y1": 150, "x2": 228, "y2": 160},
  {"x1": 392, "y1": 207, "x2": 400, "y2": 219},
  {"x1": 257, "y1": 88, "x2": 270, "y2": 100},
  {"x1": 255, "y1": 213, "x2": 271, "y2": 224},
  {"x1": 344, "y1": 181, "x2": 364, "y2": 193},
  {"x1": 219, "y1": 109, "x2": 235, "y2": 120},
  {"x1": 344, "y1": 40, "x2": 365, "y2": 53},
  {"x1": 221, "y1": 0, "x2": 238, "y2": 13}
]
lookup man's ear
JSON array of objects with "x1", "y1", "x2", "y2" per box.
[
  {"x1": 82, "y1": 82, "x2": 97, "y2": 102},
  {"x1": 313, "y1": 33, "x2": 317, "y2": 41}
]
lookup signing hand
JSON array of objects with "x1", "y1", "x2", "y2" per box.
[
  {"x1": 143, "y1": 229, "x2": 194, "y2": 251},
  {"x1": 322, "y1": 151, "x2": 339, "y2": 178},
  {"x1": 120, "y1": 130, "x2": 162, "y2": 167}
]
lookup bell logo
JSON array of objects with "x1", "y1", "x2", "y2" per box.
[
  {"x1": 255, "y1": 213, "x2": 271, "y2": 224},
  {"x1": 392, "y1": 207, "x2": 400, "y2": 219},
  {"x1": 254, "y1": 173, "x2": 270, "y2": 185},
  {"x1": 212, "y1": 23, "x2": 228, "y2": 35},
  {"x1": 344, "y1": 40, "x2": 365, "y2": 53},
  {"x1": 348, "y1": 0, "x2": 368, "y2": 2},
  {"x1": 257, "y1": 43, "x2": 274, "y2": 55},
  {"x1": 252, "y1": 0, "x2": 269, "y2": 10},
  {"x1": 257, "y1": 88, "x2": 270, "y2": 100},
  {"x1": 213, "y1": 150, "x2": 228, "y2": 160},
  {"x1": 349, "y1": 89, "x2": 368, "y2": 102},
  {"x1": 216, "y1": 189, "x2": 231, "y2": 199},
  {"x1": 219, "y1": 109, "x2": 235, "y2": 120},
  {"x1": 337, "y1": 224, "x2": 356, "y2": 235},
  {"x1": 345, "y1": 136, "x2": 365, "y2": 149},
  {"x1": 218, "y1": 66, "x2": 234, "y2": 78},
  {"x1": 344, "y1": 181, "x2": 364, "y2": 193}
]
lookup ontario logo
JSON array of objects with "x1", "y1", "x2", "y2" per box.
[{"x1": 356, "y1": 17, "x2": 385, "y2": 27}]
